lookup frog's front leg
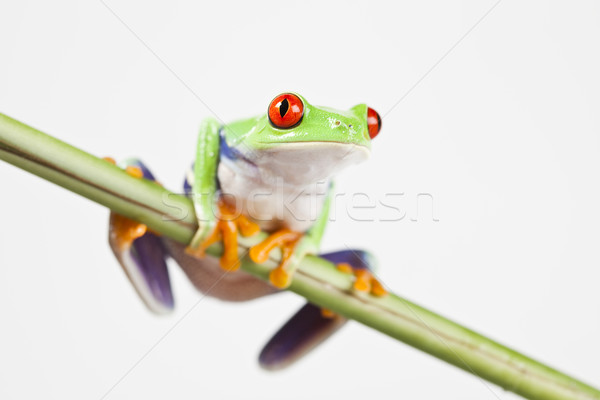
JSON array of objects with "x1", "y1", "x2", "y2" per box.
[
  {"x1": 185, "y1": 117, "x2": 221, "y2": 252},
  {"x1": 249, "y1": 186, "x2": 333, "y2": 288},
  {"x1": 184, "y1": 117, "x2": 261, "y2": 269},
  {"x1": 186, "y1": 199, "x2": 260, "y2": 270},
  {"x1": 249, "y1": 186, "x2": 388, "y2": 295},
  {"x1": 248, "y1": 229, "x2": 305, "y2": 288}
]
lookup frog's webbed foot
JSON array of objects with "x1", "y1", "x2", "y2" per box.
[
  {"x1": 249, "y1": 229, "x2": 305, "y2": 289},
  {"x1": 317, "y1": 264, "x2": 387, "y2": 317},
  {"x1": 104, "y1": 157, "x2": 149, "y2": 245},
  {"x1": 185, "y1": 200, "x2": 260, "y2": 271},
  {"x1": 325, "y1": 250, "x2": 388, "y2": 297},
  {"x1": 259, "y1": 249, "x2": 385, "y2": 369},
  {"x1": 318, "y1": 250, "x2": 387, "y2": 318},
  {"x1": 105, "y1": 157, "x2": 174, "y2": 314},
  {"x1": 336, "y1": 264, "x2": 387, "y2": 296}
]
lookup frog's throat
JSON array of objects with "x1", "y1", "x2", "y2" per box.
[{"x1": 222, "y1": 142, "x2": 370, "y2": 187}]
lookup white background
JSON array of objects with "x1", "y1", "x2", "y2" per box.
[{"x1": 1, "y1": 1, "x2": 599, "y2": 399}]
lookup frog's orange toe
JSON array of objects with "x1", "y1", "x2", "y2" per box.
[
  {"x1": 353, "y1": 269, "x2": 372, "y2": 292},
  {"x1": 220, "y1": 252, "x2": 241, "y2": 271},
  {"x1": 250, "y1": 229, "x2": 301, "y2": 264},
  {"x1": 371, "y1": 279, "x2": 388, "y2": 297},
  {"x1": 336, "y1": 263, "x2": 354, "y2": 274},
  {"x1": 353, "y1": 279, "x2": 371, "y2": 292},
  {"x1": 125, "y1": 165, "x2": 144, "y2": 178},
  {"x1": 249, "y1": 244, "x2": 270, "y2": 264},
  {"x1": 269, "y1": 266, "x2": 291, "y2": 289},
  {"x1": 111, "y1": 213, "x2": 147, "y2": 250},
  {"x1": 237, "y1": 214, "x2": 260, "y2": 237},
  {"x1": 187, "y1": 199, "x2": 258, "y2": 272},
  {"x1": 336, "y1": 262, "x2": 388, "y2": 297},
  {"x1": 251, "y1": 229, "x2": 302, "y2": 288},
  {"x1": 105, "y1": 159, "x2": 149, "y2": 249},
  {"x1": 219, "y1": 219, "x2": 240, "y2": 271}
]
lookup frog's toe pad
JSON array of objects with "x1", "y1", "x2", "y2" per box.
[
  {"x1": 250, "y1": 229, "x2": 302, "y2": 289},
  {"x1": 337, "y1": 264, "x2": 387, "y2": 297},
  {"x1": 187, "y1": 199, "x2": 259, "y2": 269},
  {"x1": 269, "y1": 266, "x2": 291, "y2": 289},
  {"x1": 259, "y1": 303, "x2": 346, "y2": 370},
  {"x1": 321, "y1": 250, "x2": 388, "y2": 297}
]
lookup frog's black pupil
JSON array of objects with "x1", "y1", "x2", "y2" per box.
[{"x1": 279, "y1": 98, "x2": 289, "y2": 117}]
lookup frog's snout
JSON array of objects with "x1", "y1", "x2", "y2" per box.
[{"x1": 331, "y1": 119, "x2": 353, "y2": 130}]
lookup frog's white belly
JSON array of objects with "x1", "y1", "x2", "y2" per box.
[{"x1": 217, "y1": 161, "x2": 329, "y2": 232}]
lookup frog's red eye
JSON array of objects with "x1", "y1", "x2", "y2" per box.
[
  {"x1": 367, "y1": 107, "x2": 382, "y2": 139},
  {"x1": 268, "y1": 93, "x2": 304, "y2": 129}
]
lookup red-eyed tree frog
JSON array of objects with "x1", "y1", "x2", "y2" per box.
[{"x1": 107, "y1": 93, "x2": 385, "y2": 369}]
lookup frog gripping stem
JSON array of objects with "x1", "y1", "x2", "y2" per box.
[
  {"x1": 107, "y1": 159, "x2": 174, "y2": 314},
  {"x1": 185, "y1": 199, "x2": 261, "y2": 270},
  {"x1": 2, "y1": 108, "x2": 598, "y2": 399},
  {"x1": 249, "y1": 229, "x2": 303, "y2": 288}
]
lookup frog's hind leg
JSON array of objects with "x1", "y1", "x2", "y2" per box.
[
  {"x1": 258, "y1": 249, "x2": 381, "y2": 370},
  {"x1": 259, "y1": 302, "x2": 346, "y2": 370},
  {"x1": 107, "y1": 158, "x2": 174, "y2": 314}
]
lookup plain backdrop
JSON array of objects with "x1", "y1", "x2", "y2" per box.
[{"x1": 1, "y1": 1, "x2": 599, "y2": 399}]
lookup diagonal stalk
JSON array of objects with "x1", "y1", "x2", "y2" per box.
[{"x1": 0, "y1": 113, "x2": 598, "y2": 400}]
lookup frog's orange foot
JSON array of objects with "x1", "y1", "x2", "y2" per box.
[
  {"x1": 106, "y1": 158, "x2": 174, "y2": 313},
  {"x1": 336, "y1": 263, "x2": 388, "y2": 297},
  {"x1": 103, "y1": 156, "x2": 146, "y2": 179},
  {"x1": 111, "y1": 213, "x2": 147, "y2": 250},
  {"x1": 186, "y1": 200, "x2": 260, "y2": 272},
  {"x1": 104, "y1": 157, "x2": 148, "y2": 248},
  {"x1": 249, "y1": 229, "x2": 303, "y2": 289}
]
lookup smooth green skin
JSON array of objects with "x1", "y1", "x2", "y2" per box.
[
  {"x1": 189, "y1": 94, "x2": 372, "y2": 283},
  {"x1": 190, "y1": 118, "x2": 220, "y2": 246},
  {"x1": 221, "y1": 93, "x2": 371, "y2": 151}
]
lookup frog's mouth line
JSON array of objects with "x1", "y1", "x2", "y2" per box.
[
  {"x1": 261, "y1": 140, "x2": 370, "y2": 150},
  {"x1": 263, "y1": 140, "x2": 370, "y2": 147}
]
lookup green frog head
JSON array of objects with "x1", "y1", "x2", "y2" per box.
[{"x1": 220, "y1": 93, "x2": 382, "y2": 185}]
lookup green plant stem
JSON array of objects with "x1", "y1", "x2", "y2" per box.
[{"x1": 0, "y1": 113, "x2": 597, "y2": 400}]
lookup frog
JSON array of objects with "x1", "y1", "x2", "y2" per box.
[{"x1": 107, "y1": 93, "x2": 385, "y2": 369}]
